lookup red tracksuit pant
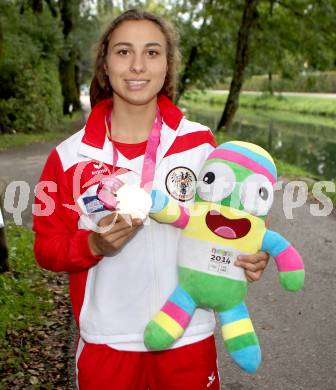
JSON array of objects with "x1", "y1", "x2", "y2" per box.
[{"x1": 76, "y1": 335, "x2": 220, "y2": 390}]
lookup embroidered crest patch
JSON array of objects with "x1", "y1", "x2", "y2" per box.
[{"x1": 165, "y1": 166, "x2": 196, "y2": 202}]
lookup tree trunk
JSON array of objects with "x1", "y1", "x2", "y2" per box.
[
  {"x1": 45, "y1": 0, "x2": 58, "y2": 18},
  {"x1": 59, "y1": 0, "x2": 80, "y2": 115},
  {"x1": 268, "y1": 71, "x2": 273, "y2": 95},
  {"x1": 0, "y1": 19, "x2": 3, "y2": 69},
  {"x1": 0, "y1": 229, "x2": 9, "y2": 273},
  {"x1": 176, "y1": 46, "x2": 198, "y2": 103},
  {"x1": 175, "y1": 0, "x2": 214, "y2": 103},
  {"x1": 59, "y1": 53, "x2": 81, "y2": 115},
  {"x1": 0, "y1": 18, "x2": 4, "y2": 133},
  {"x1": 216, "y1": 0, "x2": 259, "y2": 131},
  {"x1": 32, "y1": 0, "x2": 43, "y2": 13}
]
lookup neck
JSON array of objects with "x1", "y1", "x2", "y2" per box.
[{"x1": 111, "y1": 94, "x2": 158, "y2": 143}]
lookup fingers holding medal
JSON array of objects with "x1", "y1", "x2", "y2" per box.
[
  {"x1": 88, "y1": 212, "x2": 143, "y2": 257},
  {"x1": 90, "y1": 179, "x2": 152, "y2": 257}
]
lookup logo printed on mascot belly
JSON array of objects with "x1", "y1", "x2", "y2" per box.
[
  {"x1": 165, "y1": 166, "x2": 196, "y2": 202},
  {"x1": 206, "y1": 210, "x2": 251, "y2": 239}
]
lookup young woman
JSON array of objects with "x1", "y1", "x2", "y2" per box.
[{"x1": 33, "y1": 9, "x2": 269, "y2": 390}]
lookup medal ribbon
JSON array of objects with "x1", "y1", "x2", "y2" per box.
[{"x1": 104, "y1": 104, "x2": 162, "y2": 193}]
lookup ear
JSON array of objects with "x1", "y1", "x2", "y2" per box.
[{"x1": 103, "y1": 63, "x2": 108, "y2": 74}]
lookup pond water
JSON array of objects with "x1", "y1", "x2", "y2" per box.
[{"x1": 182, "y1": 105, "x2": 336, "y2": 181}]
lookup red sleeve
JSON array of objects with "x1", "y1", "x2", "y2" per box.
[{"x1": 33, "y1": 148, "x2": 103, "y2": 273}]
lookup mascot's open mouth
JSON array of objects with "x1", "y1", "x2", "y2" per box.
[{"x1": 206, "y1": 210, "x2": 251, "y2": 239}]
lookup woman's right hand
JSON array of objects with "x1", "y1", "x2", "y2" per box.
[{"x1": 88, "y1": 213, "x2": 143, "y2": 256}]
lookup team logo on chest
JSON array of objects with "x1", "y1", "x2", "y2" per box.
[{"x1": 165, "y1": 166, "x2": 196, "y2": 202}]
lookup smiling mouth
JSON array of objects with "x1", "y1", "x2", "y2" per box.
[
  {"x1": 124, "y1": 80, "x2": 150, "y2": 90},
  {"x1": 205, "y1": 210, "x2": 251, "y2": 239},
  {"x1": 125, "y1": 80, "x2": 149, "y2": 84}
]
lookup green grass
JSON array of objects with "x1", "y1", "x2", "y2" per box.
[
  {"x1": 0, "y1": 223, "x2": 53, "y2": 370},
  {"x1": 182, "y1": 90, "x2": 336, "y2": 118},
  {"x1": 273, "y1": 158, "x2": 315, "y2": 178},
  {"x1": 181, "y1": 101, "x2": 336, "y2": 146},
  {"x1": 328, "y1": 183, "x2": 336, "y2": 207},
  {"x1": 236, "y1": 108, "x2": 336, "y2": 133},
  {"x1": 0, "y1": 111, "x2": 84, "y2": 151},
  {"x1": 232, "y1": 71, "x2": 336, "y2": 94},
  {"x1": 0, "y1": 130, "x2": 71, "y2": 151}
]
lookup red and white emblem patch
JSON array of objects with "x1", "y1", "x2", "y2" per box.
[{"x1": 165, "y1": 166, "x2": 196, "y2": 202}]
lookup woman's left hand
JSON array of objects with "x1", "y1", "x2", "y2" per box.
[{"x1": 235, "y1": 251, "x2": 270, "y2": 282}]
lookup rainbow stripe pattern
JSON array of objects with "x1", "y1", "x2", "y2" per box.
[
  {"x1": 262, "y1": 230, "x2": 305, "y2": 291},
  {"x1": 219, "y1": 302, "x2": 261, "y2": 373},
  {"x1": 144, "y1": 286, "x2": 196, "y2": 350},
  {"x1": 150, "y1": 190, "x2": 190, "y2": 228},
  {"x1": 208, "y1": 141, "x2": 277, "y2": 185}
]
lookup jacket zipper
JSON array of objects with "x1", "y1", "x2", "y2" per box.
[{"x1": 148, "y1": 215, "x2": 159, "y2": 316}]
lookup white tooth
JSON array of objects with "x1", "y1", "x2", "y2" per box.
[{"x1": 127, "y1": 80, "x2": 148, "y2": 85}]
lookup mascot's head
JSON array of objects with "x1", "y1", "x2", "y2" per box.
[{"x1": 194, "y1": 141, "x2": 277, "y2": 242}]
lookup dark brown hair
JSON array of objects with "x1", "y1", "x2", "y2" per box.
[{"x1": 89, "y1": 9, "x2": 181, "y2": 108}]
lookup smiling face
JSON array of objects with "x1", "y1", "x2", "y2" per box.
[
  {"x1": 191, "y1": 142, "x2": 277, "y2": 244},
  {"x1": 104, "y1": 20, "x2": 168, "y2": 106}
]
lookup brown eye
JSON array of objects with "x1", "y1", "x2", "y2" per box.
[
  {"x1": 148, "y1": 50, "x2": 158, "y2": 56},
  {"x1": 118, "y1": 49, "x2": 129, "y2": 56}
]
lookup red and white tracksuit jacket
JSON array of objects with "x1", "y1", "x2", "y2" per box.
[{"x1": 33, "y1": 94, "x2": 217, "y2": 351}]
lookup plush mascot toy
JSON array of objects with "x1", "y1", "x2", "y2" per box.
[{"x1": 144, "y1": 141, "x2": 305, "y2": 373}]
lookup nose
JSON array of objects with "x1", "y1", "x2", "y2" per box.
[{"x1": 130, "y1": 52, "x2": 146, "y2": 73}]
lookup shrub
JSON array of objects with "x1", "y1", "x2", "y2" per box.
[
  {"x1": 239, "y1": 71, "x2": 336, "y2": 93},
  {"x1": 0, "y1": 2, "x2": 63, "y2": 133}
]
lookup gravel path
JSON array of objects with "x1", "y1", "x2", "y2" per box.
[{"x1": 216, "y1": 188, "x2": 336, "y2": 389}]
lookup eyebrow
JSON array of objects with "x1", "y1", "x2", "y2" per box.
[{"x1": 112, "y1": 42, "x2": 162, "y2": 48}]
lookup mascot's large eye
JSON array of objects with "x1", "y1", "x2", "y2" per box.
[
  {"x1": 197, "y1": 162, "x2": 236, "y2": 202},
  {"x1": 203, "y1": 172, "x2": 215, "y2": 184},
  {"x1": 239, "y1": 174, "x2": 274, "y2": 216}
]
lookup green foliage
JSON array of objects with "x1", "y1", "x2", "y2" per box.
[
  {"x1": 240, "y1": 71, "x2": 336, "y2": 93},
  {"x1": 0, "y1": 1, "x2": 63, "y2": 133},
  {"x1": 171, "y1": 0, "x2": 239, "y2": 97},
  {"x1": 273, "y1": 158, "x2": 315, "y2": 179},
  {"x1": 0, "y1": 61, "x2": 63, "y2": 132},
  {"x1": 250, "y1": 1, "x2": 336, "y2": 81},
  {"x1": 183, "y1": 90, "x2": 336, "y2": 118},
  {"x1": 0, "y1": 223, "x2": 53, "y2": 342}
]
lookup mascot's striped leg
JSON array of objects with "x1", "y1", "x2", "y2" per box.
[
  {"x1": 219, "y1": 302, "x2": 261, "y2": 373},
  {"x1": 144, "y1": 285, "x2": 196, "y2": 350},
  {"x1": 262, "y1": 230, "x2": 305, "y2": 291}
]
